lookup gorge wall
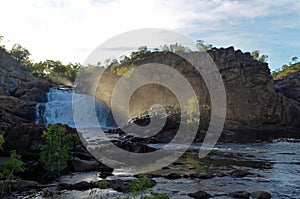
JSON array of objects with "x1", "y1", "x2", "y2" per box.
[{"x1": 76, "y1": 47, "x2": 300, "y2": 137}]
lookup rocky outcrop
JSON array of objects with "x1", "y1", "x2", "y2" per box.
[
  {"x1": 275, "y1": 71, "x2": 300, "y2": 103},
  {"x1": 0, "y1": 49, "x2": 53, "y2": 130},
  {"x1": 208, "y1": 48, "x2": 300, "y2": 135},
  {"x1": 0, "y1": 123, "x2": 113, "y2": 182},
  {"x1": 77, "y1": 47, "x2": 300, "y2": 140}
]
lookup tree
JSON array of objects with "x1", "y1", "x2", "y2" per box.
[
  {"x1": 184, "y1": 96, "x2": 200, "y2": 124},
  {"x1": 251, "y1": 50, "x2": 268, "y2": 63},
  {"x1": 258, "y1": 54, "x2": 268, "y2": 63},
  {"x1": 0, "y1": 36, "x2": 4, "y2": 49},
  {"x1": 10, "y1": 44, "x2": 30, "y2": 65},
  {"x1": 196, "y1": 40, "x2": 212, "y2": 51},
  {"x1": 160, "y1": 44, "x2": 170, "y2": 51},
  {"x1": 160, "y1": 43, "x2": 191, "y2": 53},
  {"x1": 138, "y1": 46, "x2": 148, "y2": 52},
  {"x1": 292, "y1": 56, "x2": 298, "y2": 64},
  {"x1": 251, "y1": 50, "x2": 260, "y2": 60},
  {"x1": 0, "y1": 133, "x2": 23, "y2": 197},
  {"x1": 40, "y1": 124, "x2": 76, "y2": 177}
]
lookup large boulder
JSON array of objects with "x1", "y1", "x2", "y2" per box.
[
  {"x1": 1, "y1": 123, "x2": 45, "y2": 159},
  {"x1": 0, "y1": 95, "x2": 36, "y2": 124}
]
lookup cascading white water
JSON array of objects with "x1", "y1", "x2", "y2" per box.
[{"x1": 36, "y1": 88, "x2": 110, "y2": 128}]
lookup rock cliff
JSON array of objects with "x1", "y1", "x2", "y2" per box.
[
  {"x1": 76, "y1": 47, "x2": 300, "y2": 140},
  {"x1": 0, "y1": 48, "x2": 52, "y2": 129}
]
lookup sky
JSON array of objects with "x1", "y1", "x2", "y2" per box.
[{"x1": 0, "y1": 0, "x2": 299, "y2": 71}]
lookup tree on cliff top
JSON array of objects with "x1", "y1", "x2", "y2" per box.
[
  {"x1": 10, "y1": 44, "x2": 31, "y2": 66},
  {"x1": 272, "y1": 58, "x2": 300, "y2": 80},
  {"x1": 251, "y1": 50, "x2": 268, "y2": 63}
]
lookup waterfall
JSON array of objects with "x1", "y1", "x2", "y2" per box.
[{"x1": 36, "y1": 88, "x2": 110, "y2": 128}]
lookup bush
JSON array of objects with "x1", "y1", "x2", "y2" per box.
[
  {"x1": 272, "y1": 62, "x2": 300, "y2": 80},
  {"x1": 0, "y1": 150, "x2": 23, "y2": 197},
  {"x1": 40, "y1": 124, "x2": 76, "y2": 177},
  {"x1": 0, "y1": 150, "x2": 23, "y2": 181},
  {"x1": 0, "y1": 133, "x2": 4, "y2": 150}
]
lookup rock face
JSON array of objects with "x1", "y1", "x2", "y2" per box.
[
  {"x1": 0, "y1": 50, "x2": 52, "y2": 129},
  {"x1": 77, "y1": 47, "x2": 300, "y2": 140},
  {"x1": 207, "y1": 48, "x2": 300, "y2": 138},
  {"x1": 275, "y1": 71, "x2": 300, "y2": 103}
]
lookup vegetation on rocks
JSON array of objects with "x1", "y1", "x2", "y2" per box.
[
  {"x1": 272, "y1": 59, "x2": 300, "y2": 80},
  {"x1": 0, "y1": 36, "x2": 81, "y2": 85},
  {"x1": 0, "y1": 133, "x2": 23, "y2": 196},
  {"x1": 40, "y1": 124, "x2": 76, "y2": 178}
]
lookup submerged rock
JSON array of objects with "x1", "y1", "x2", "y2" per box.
[
  {"x1": 250, "y1": 191, "x2": 272, "y2": 199},
  {"x1": 189, "y1": 173, "x2": 214, "y2": 179},
  {"x1": 188, "y1": 190, "x2": 212, "y2": 199},
  {"x1": 229, "y1": 169, "x2": 250, "y2": 178},
  {"x1": 229, "y1": 191, "x2": 250, "y2": 198},
  {"x1": 164, "y1": 173, "x2": 182, "y2": 180}
]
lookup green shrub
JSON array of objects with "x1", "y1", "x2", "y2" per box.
[
  {"x1": 272, "y1": 62, "x2": 300, "y2": 80},
  {"x1": 95, "y1": 180, "x2": 109, "y2": 189},
  {"x1": 184, "y1": 96, "x2": 200, "y2": 124},
  {"x1": 0, "y1": 133, "x2": 4, "y2": 150},
  {"x1": 130, "y1": 174, "x2": 150, "y2": 195},
  {"x1": 40, "y1": 124, "x2": 76, "y2": 177},
  {"x1": 0, "y1": 150, "x2": 23, "y2": 181},
  {"x1": 144, "y1": 190, "x2": 170, "y2": 199},
  {"x1": 0, "y1": 150, "x2": 24, "y2": 197}
]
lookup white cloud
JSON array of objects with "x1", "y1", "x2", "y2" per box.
[{"x1": 0, "y1": 0, "x2": 299, "y2": 68}]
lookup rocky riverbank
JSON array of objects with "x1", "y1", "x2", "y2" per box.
[{"x1": 7, "y1": 139, "x2": 300, "y2": 198}]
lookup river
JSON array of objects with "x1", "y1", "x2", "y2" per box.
[{"x1": 34, "y1": 88, "x2": 300, "y2": 198}]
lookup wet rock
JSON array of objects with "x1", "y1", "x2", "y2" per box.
[
  {"x1": 98, "y1": 172, "x2": 114, "y2": 179},
  {"x1": 189, "y1": 173, "x2": 214, "y2": 179},
  {"x1": 228, "y1": 191, "x2": 250, "y2": 198},
  {"x1": 134, "y1": 174, "x2": 162, "y2": 178},
  {"x1": 111, "y1": 140, "x2": 156, "y2": 153},
  {"x1": 70, "y1": 157, "x2": 99, "y2": 172},
  {"x1": 216, "y1": 172, "x2": 227, "y2": 177},
  {"x1": 9, "y1": 180, "x2": 39, "y2": 192},
  {"x1": 229, "y1": 169, "x2": 250, "y2": 178},
  {"x1": 41, "y1": 188, "x2": 61, "y2": 197},
  {"x1": 172, "y1": 162, "x2": 184, "y2": 166},
  {"x1": 69, "y1": 148, "x2": 93, "y2": 160},
  {"x1": 188, "y1": 190, "x2": 212, "y2": 199},
  {"x1": 250, "y1": 191, "x2": 272, "y2": 199},
  {"x1": 110, "y1": 179, "x2": 156, "y2": 193},
  {"x1": 183, "y1": 174, "x2": 190, "y2": 178},
  {"x1": 57, "y1": 179, "x2": 155, "y2": 193},
  {"x1": 164, "y1": 173, "x2": 182, "y2": 180},
  {"x1": 73, "y1": 181, "x2": 93, "y2": 191},
  {"x1": 58, "y1": 183, "x2": 72, "y2": 190}
]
